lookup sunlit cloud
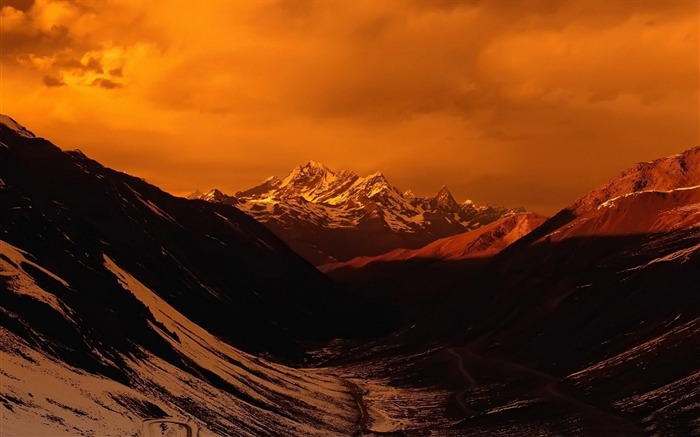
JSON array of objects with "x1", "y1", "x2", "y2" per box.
[{"x1": 1, "y1": 0, "x2": 697, "y2": 214}]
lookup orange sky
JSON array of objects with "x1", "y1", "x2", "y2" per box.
[{"x1": 1, "y1": 0, "x2": 698, "y2": 214}]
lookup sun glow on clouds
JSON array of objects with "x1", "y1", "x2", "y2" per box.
[{"x1": 1, "y1": 0, "x2": 698, "y2": 213}]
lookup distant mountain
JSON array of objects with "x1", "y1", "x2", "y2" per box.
[
  {"x1": 548, "y1": 184, "x2": 700, "y2": 241},
  {"x1": 569, "y1": 147, "x2": 700, "y2": 215},
  {"x1": 516, "y1": 146, "x2": 700, "y2": 248},
  {"x1": 0, "y1": 115, "x2": 371, "y2": 435},
  {"x1": 332, "y1": 146, "x2": 700, "y2": 326},
  {"x1": 540, "y1": 147, "x2": 700, "y2": 243},
  {"x1": 187, "y1": 187, "x2": 237, "y2": 204},
  {"x1": 325, "y1": 212, "x2": 547, "y2": 272},
  {"x1": 191, "y1": 161, "x2": 524, "y2": 264},
  {"x1": 322, "y1": 212, "x2": 547, "y2": 330}
]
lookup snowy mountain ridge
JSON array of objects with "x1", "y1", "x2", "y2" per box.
[
  {"x1": 569, "y1": 145, "x2": 700, "y2": 215},
  {"x1": 0, "y1": 114, "x2": 36, "y2": 138},
  {"x1": 190, "y1": 161, "x2": 524, "y2": 264}
]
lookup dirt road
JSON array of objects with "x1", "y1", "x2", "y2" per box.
[
  {"x1": 445, "y1": 346, "x2": 645, "y2": 435},
  {"x1": 341, "y1": 378, "x2": 370, "y2": 436},
  {"x1": 446, "y1": 348, "x2": 478, "y2": 417}
]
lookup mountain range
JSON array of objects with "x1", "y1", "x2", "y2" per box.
[
  {"x1": 1, "y1": 114, "x2": 699, "y2": 436},
  {"x1": 324, "y1": 211, "x2": 548, "y2": 270},
  {"x1": 189, "y1": 161, "x2": 523, "y2": 265},
  {"x1": 328, "y1": 146, "x2": 700, "y2": 328},
  {"x1": 326, "y1": 144, "x2": 699, "y2": 435}
]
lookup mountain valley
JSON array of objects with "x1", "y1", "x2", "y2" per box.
[{"x1": 1, "y1": 115, "x2": 698, "y2": 436}]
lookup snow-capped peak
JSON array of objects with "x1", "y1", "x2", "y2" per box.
[
  {"x1": 305, "y1": 160, "x2": 327, "y2": 170},
  {"x1": 353, "y1": 172, "x2": 394, "y2": 197},
  {"x1": 190, "y1": 161, "x2": 523, "y2": 264},
  {"x1": 188, "y1": 188, "x2": 237, "y2": 204},
  {"x1": 281, "y1": 161, "x2": 336, "y2": 188},
  {"x1": 569, "y1": 145, "x2": 700, "y2": 215},
  {"x1": 299, "y1": 160, "x2": 333, "y2": 176},
  {"x1": 432, "y1": 185, "x2": 459, "y2": 210},
  {"x1": 186, "y1": 189, "x2": 204, "y2": 200},
  {"x1": 436, "y1": 185, "x2": 452, "y2": 197},
  {"x1": 0, "y1": 114, "x2": 36, "y2": 138},
  {"x1": 206, "y1": 188, "x2": 225, "y2": 197}
]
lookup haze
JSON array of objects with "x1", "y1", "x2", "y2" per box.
[{"x1": 1, "y1": 0, "x2": 698, "y2": 213}]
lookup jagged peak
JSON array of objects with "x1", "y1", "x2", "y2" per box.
[
  {"x1": 0, "y1": 114, "x2": 36, "y2": 138},
  {"x1": 197, "y1": 188, "x2": 237, "y2": 204},
  {"x1": 403, "y1": 189, "x2": 416, "y2": 199},
  {"x1": 356, "y1": 171, "x2": 390, "y2": 188},
  {"x1": 283, "y1": 161, "x2": 335, "y2": 185},
  {"x1": 188, "y1": 187, "x2": 237, "y2": 202},
  {"x1": 335, "y1": 169, "x2": 359, "y2": 179},
  {"x1": 187, "y1": 189, "x2": 204, "y2": 200},
  {"x1": 570, "y1": 144, "x2": 700, "y2": 214},
  {"x1": 363, "y1": 171, "x2": 389, "y2": 183},
  {"x1": 435, "y1": 185, "x2": 454, "y2": 198},
  {"x1": 263, "y1": 175, "x2": 281, "y2": 184},
  {"x1": 433, "y1": 185, "x2": 459, "y2": 209},
  {"x1": 305, "y1": 160, "x2": 325, "y2": 168},
  {"x1": 299, "y1": 160, "x2": 333, "y2": 174},
  {"x1": 206, "y1": 188, "x2": 225, "y2": 196}
]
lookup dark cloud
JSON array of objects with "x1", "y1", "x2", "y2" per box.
[
  {"x1": 82, "y1": 57, "x2": 103, "y2": 73},
  {"x1": 91, "y1": 78, "x2": 121, "y2": 89},
  {"x1": 0, "y1": 27, "x2": 72, "y2": 61},
  {"x1": 42, "y1": 75, "x2": 64, "y2": 87},
  {"x1": 2, "y1": 0, "x2": 34, "y2": 12}
]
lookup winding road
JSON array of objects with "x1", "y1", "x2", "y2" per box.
[
  {"x1": 446, "y1": 348, "x2": 478, "y2": 417},
  {"x1": 341, "y1": 378, "x2": 370, "y2": 436},
  {"x1": 444, "y1": 346, "x2": 645, "y2": 435}
]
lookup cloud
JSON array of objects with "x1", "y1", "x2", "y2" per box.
[
  {"x1": 90, "y1": 78, "x2": 121, "y2": 89},
  {"x1": 2, "y1": 0, "x2": 34, "y2": 11},
  {"x1": 1, "y1": 0, "x2": 697, "y2": 214},
  {"x1": 1, "y1": 0, "x2": 164, "y2": 89},
  {"x1": 42, "y1": 75, "x2": 65, "y2": 87}
]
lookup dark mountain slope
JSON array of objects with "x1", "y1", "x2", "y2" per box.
[
  {"x1": 0, "y1": 115, "x2": 384, "y2": 435},
  {"x1": 0, "y1": 117, "x2": 360, "y2": 364},
  {"x1": 323, "y1": 212, "x2": 547, "y2": 330},
  {"x1": 328, "y1": 146, "x2": 700, "y2": 436}
]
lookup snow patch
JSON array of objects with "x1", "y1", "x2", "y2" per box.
[
  {"x1": 0, "y1": 114, "x2": 36, "y2": 138},
  {"x1": 597, "y1": 185, "x2": 700, "y2": 209},
  {"x1": 102, "y1": 255, "x2": 358, "y2": 435},
  {"x1": 0, "y1": 240, "x2": 74, "y2": 319}
]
